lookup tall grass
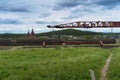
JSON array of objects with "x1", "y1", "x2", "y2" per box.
[
  {"x1": 0, "y1": 47, "x2": 109, "y2": 80},
  {"x1": 108, "y1": 48, "x2": 120, "y2": 80}
]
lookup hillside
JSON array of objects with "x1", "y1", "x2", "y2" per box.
[
  {"x1": 0, "y1": 33, "x2": 25, "y2": 39},
  {"x1": 0, "y1": 29, "x2": 99, "y2": 39},
  {"x1": 0, "y1": 29, "x2": 119, "y2": 39},
  {"x1": 39, "y1": 29, "x2": 99, "y2": 36}
]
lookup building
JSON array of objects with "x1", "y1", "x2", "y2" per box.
[{"x1": 27, "y1": 29, "x2": 36, "y2": 39}]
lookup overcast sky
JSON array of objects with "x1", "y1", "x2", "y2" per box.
[{"x1": 0, "y1": 0, "x2": 120, "y2": 33}]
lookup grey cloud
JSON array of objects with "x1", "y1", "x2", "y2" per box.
[
  {"x1": 36, "y1": 21, "x2": 60, "y2": 25},
  {"x1": 0, "y1": 1, "x2": 30, "y2": 12},
  {"x1": 53, "y1": 0, "x2": 86, "y2": 10},
  {"x1": 62, "y1": 5, "x2": 95, "y2": 20},
  {"x1": 0, "y1": 6, "x2": 30, "y2": 12},
  {"x1": 53, "y1": 0, "x2": 120, "y2": 10},
  {"x1": 0, "y1": 19, "x2": 22, "y2": 24},
  {"x1": 97, "y1": 0, "x2": 120, "y2": 6},
  {"x1": 39, "y1": 13, "x2": 51, "y2": 18}
]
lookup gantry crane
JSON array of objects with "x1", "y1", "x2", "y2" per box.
[
  {"x1": 47, "y1": 21, "x2": 120, "y2": 46},
  {"x1": 47, "y1": 21, "x2": 120, "y2": 28}
]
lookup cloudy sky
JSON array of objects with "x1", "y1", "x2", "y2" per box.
[{"x1": 0, "y1": 0, "x2": 120, "y2": 33}]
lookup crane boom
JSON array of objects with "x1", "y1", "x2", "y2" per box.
[{"x1": 47, "y1": 21, "x2": 120, "y2": 28}]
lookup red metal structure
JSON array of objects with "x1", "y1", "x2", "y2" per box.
[{"x1": 47, "y1": 21, "x2": 120, "y2": 28}]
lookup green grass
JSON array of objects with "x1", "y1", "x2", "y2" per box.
[
  {"x1": 0, "y1": 47, "x2": 109, "y2": 80},
  {"x1": 108, "y1": 48, "x2": 120, "y2": 80},
  {"x1": 116, "y1": 39, "x2": 120, "y2": 44}
]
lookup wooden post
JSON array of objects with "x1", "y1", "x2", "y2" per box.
[{"x1": 89, "y1": 69, "x2": 96, "y2": 80}]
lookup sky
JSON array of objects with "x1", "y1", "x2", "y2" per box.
[{"x1": 0, "y1": 0, "x2": 120, "y2": 33}]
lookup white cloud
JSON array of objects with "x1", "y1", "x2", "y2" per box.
[{"x1": 0, "y1": 0, "x2": 119, "y2": 33}]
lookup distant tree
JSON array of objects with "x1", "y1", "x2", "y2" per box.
[{"x1": 82, "y1": 35, "x2": 94, "y2": 39}]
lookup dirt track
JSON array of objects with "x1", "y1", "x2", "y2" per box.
[{"x1": 100, "y1": 53, "x2": 112, "y2": 80}]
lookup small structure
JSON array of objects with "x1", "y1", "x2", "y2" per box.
[{"x1": 27, "y1": 29, "x2": 36, "y2": 39}]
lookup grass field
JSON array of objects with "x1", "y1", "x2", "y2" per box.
[
  {"x1": 108, "y1": 48, "x2": 120, "y2": 80},
  {"x1": 0, "y1": 47, "x2": 110, "y2": 80}
]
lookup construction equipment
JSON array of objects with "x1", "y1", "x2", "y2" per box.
[{"x1": 47, "y1": 21, "x2": 120, "y2": 28}]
